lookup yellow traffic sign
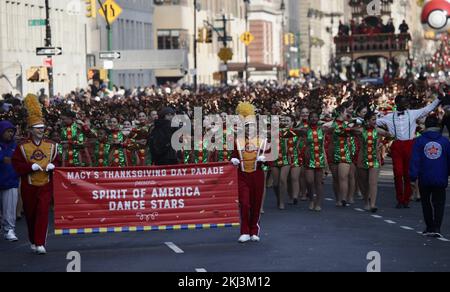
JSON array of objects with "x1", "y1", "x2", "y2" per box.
[
  {"x1": 218, "y1": 48, "x2": 233, "y2": 62},
  {"x1": 240, "y1": 32, "x2": 254, "y2": 46},
  {"x1": 98, "y1": 0, "x2": 122, "y2": 24}
]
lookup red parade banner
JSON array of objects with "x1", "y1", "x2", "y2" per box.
[{"x1": 53, "y1": 163, "x2": 240, "y2": 235}]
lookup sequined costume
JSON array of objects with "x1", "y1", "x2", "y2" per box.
[
  {"x1": 304, "y1": 126, "x2": 326, "y2": 169},
  {"x1": 59, "y1": 123, "x2": 85, "y2": 167}
]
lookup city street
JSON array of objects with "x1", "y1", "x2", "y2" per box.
[{"x1": 1, "y1": 161, "x2": 449, "y2": 272}]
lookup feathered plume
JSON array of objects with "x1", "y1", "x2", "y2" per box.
[
  {"x1": 24, "y1": 94, "x2": 44, "y2": 127},
  {"x1": 236, "y1": 102, "x2": 256, "y2": 118}
]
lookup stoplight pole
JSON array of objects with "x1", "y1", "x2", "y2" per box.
[
  {"x1": 194, "y1": 0, "x2": 198, "y2": 92},
  {"x1": 97, "y1": 0, "x2": 113, "y2": 91},
  {"x1": 44, "y1": 0, "x2": 54, "y2": 98}
]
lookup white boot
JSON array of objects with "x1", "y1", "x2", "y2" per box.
[
  {"x1": 250, "y1": 235, "x2": 260, "y2": 242},
  {"x1": 4, "y1": 230, "x2": 18, "y2": 242},
  {"x1": 238, "y1": 234, "x2": 251, "y2": 243},
  {"x1": 35, "y1": 246, "x2": 47, "y2": 255}
]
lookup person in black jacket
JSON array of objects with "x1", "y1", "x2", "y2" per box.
[{"x1": 148, "y1": 107, "x2": 179, "y2": 166}]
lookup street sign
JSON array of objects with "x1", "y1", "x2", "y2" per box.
[
  {"x1": 103, "y1": 60, "x2": 114, "y2": 70},
  {"x1": 99, "y1": 51, "x2": 121, "y2": 60},
  {"x1": 219, "y1": 64, "x2": 228, "y2": 72},
  {"x1": 218, "y1": 36, "x2": 233, "y2": 42},
  {"x1": 36, "y1": 47, "x2": 63, "y2": 56},
  {"x1": 43, "y1": 57, "x2": 53, "y2": 68},
  {"x1": 240, "y1": 32, "x2": 254, "y2": 46},
  {"x1": 218, "y1": 48, "x2": 233, "y2": 62},
  {"x1": 28, "y1": 19, "x2": 46, "y2": 27},
  {"x1": 98, "y1": 0, "x2": 123, "y2": 24}
]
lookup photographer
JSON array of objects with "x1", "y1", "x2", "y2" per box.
[
  {"x1": 148, "y1": 107, "x2": 179, "y2": 166},
  {"x1": 439, "y1": 84, "x2": 450, "y2": 136}
]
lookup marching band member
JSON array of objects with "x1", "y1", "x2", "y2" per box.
[
  {"x1": 12, "y1": 94, "x2": 58, "y2": 255},
  {"x1": 232, "y1": 102, "x2": 268, "y2": 243},
  {"x1": 377, "y1": 94, "x2": 441, "y2": 208}
]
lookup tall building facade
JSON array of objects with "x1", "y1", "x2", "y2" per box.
[
  {"x1": 0, "y1": 0, "x2": 88, "y2": 96},
  {"x1": 90, "y1": 0, "x2": 155, "y2": 88},
  {"x1": 153, "y1": 0, "x2": 247, "y2": 85},
  {"x1": 247, "y1": 0, "x2": 284, "y2": 81},
  {"x1": 286, "y1": 0, "x2": 301, "y2": 73},
  {"x1": 295, "y1": 0, "x2": 346, "y2": 76}
]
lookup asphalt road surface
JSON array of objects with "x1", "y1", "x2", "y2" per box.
[{"x1": 1, "y1": 161, "x2": 449, "y2": 272}]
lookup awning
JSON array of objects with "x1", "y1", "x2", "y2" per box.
[{"x1": 226, "y1": 63, "x2": 282, "y2": 72}]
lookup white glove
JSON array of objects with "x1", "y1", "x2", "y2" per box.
[
  {"x1": 46, "y1": 163, "x2": 55, "y2": 172},
  {"x1": 257, "y1": 156, "x2": 266, "y2": 162},
  {"x1": 231, "y1": 158, "x2": 241, "y2": 166},
  {"x1": 32, "y1": 163, "x2": 43, "y2": 172}
]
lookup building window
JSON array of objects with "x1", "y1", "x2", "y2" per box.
[{"x1": 157, "y1": 30, "x2": 183, "y2": 50}]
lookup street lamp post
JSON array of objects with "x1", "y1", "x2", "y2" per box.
[
  {"x1": 97, "y1": 0, "x2": 113, "y2": 90},
  {"x1": 244, "y1": 0, "x2": 250, "y2": 85},
  {"x1": 44, "y1": 0, "x2": 54, "y2": 98},
  {"x1": 307, "y1": 8, "x2": 342, "y2": 77},
  {"x1": 280, "y1": 0, "x2": 286, "y2": 81},
  {"x1": 194, "y1": 0, "x2": 198, "y2": 92}
]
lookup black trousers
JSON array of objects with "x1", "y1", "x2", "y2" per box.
[{"x1": 419, "y1": 186, "x2": 447, "y2": 233}]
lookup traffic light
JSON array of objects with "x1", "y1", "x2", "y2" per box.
[
  {"x1": 284, "y1": 33, "x2": 295, "y2": 46},
  {"x1": 88, "y1": 68, "x2": 107, "y2": 81},
  {"x1": 289, "y1": 69, "x2": 300, "y2": 78},
  {"x1": 99, "y1": 69, "x2": 108, "y2": 81},
  {"x1": 86, "y1": 0, "x2": 96, "y2": 18},
  {"x1": 198, "y1": 27, "x2": 206, "y2": 43},
  {"x1": 26, "y1": 67, "x2": 49, "y2": 82},
  {"x1": 290, "y1": 33, "x2": 295, "y2": 45},
  {"x1": 205, "y1": 28, "x2": 213, "y2": 43}
]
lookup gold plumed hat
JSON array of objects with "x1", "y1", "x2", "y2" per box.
[
  {"x1": 236, "y1": 102, "x2": 257, "y2": 126},
  {"x1": 24, "y1": 94, "x2": 44, "y2": 128},
  {"x1": 236, "y1": 102, "x2": 256, "y2": 118}
]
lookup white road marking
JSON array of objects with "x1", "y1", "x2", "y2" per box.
[
  {"x1": 437, "y1": 238, "x2": 450, "y2": 242},
  {"x1": 325, "y1": 198, "x2": 334, "y2": 201},
  {"x1": 196, "y1": 268, "x2": 207, "y2": 272},
  {"x1": 354, "y1": 208, "x2": 365, "y2": 212},
  {"x1": 384, "y1": 220, "x2": 397, "y2": 224},
  {"x1": 165, "y1": 242, "x2": 184, "y2": 254},
  {"x1": 379, "y1": 170, "x2": 392, "y2": 176},
  {"x1": 400, "y1": 226, "x2": 414, "y2": 231},
  {"x1": 371, "y1": 215, "x2": 383, "y2": 219}
]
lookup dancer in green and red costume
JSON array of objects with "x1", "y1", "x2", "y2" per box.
[
  {"x1": 128, "y1": 112, "x2": 151, "y2": 166},
  {"x1": 59, "y1": 111, "x2": 86, "y2": 167},
  {"x1": 352, "y1": 111, "x2": 392, "y2": 212},
  {"x1": 271, "y1": 116, "x2": 296, "y2": 210},
  {"x1": 108, "y1": 117, "x2": 128, "y2": 167},
  {"x1": 93, "y1": 127, "x2": 111, "y2": 167},
  {"x1": 297, "y1": 111, "x2": 327, "y2": 212},
  {"x1": 325, "y1": 101, "x2": 354, "y2": 207},
  {"x1": 295, "y1": 106, "x2": 310, "y2": 202}
]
